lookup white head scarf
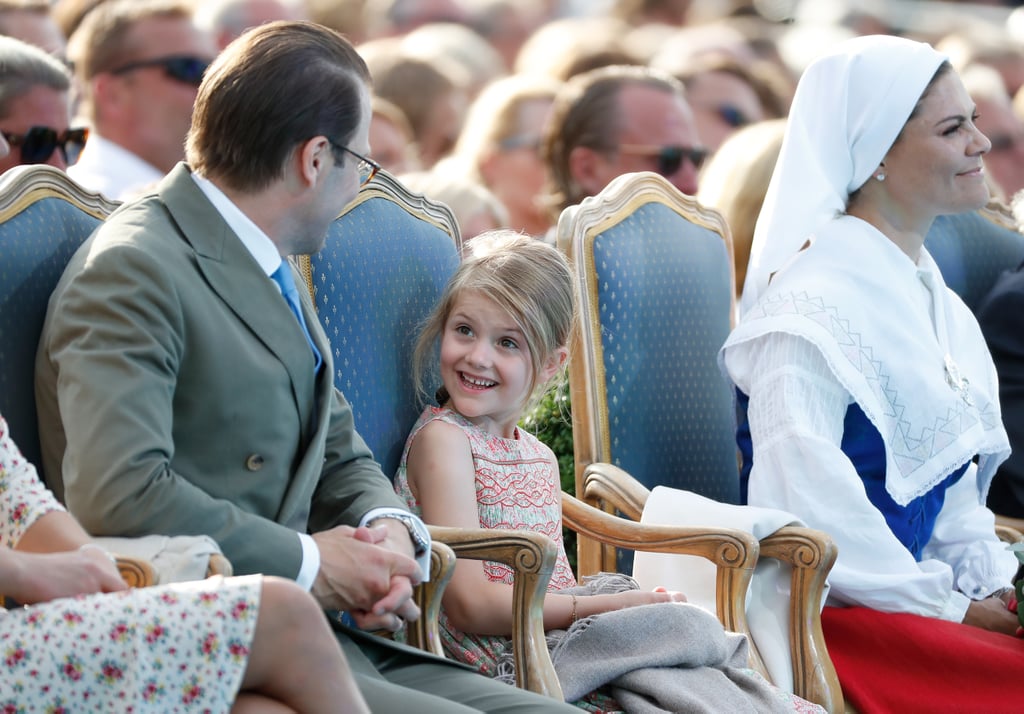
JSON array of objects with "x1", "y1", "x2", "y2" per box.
[{"x1": 740, "y1": 35, "x2": 947, "y2": 314}]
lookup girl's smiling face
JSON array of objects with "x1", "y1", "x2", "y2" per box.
[{"x1": 439, "y1": 290, "x2": 535, "y2": 438}]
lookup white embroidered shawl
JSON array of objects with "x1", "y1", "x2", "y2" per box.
[{"x1": 723, "y1": 215, "x2": 1009, "y2": 506}]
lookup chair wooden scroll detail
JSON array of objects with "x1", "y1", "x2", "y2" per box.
[
  {"x1": 557, "y1": 171, "x2": 841, "y2": 712},
  {"x1": 114, "y1": 552, "x2": 232, "y2": 588},
  {"x1": 116, "y1": 556, "x2": 155, "y2": 588},
  {"x1": 406, "y1": 528, "x2": 563, "y2": 699}
]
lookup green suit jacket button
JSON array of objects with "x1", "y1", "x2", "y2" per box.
[{"x1": 245, "y1": 454, "x2": 265, "y2": 471}]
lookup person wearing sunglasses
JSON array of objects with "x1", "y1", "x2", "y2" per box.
[
  {"x1": 65, "y1": 0, "x2": 217, "y2": 200},
  {"x1": 0, "y1": 36, "x2": 84, "y2": 175},
  {"x1": 443, "y1": 73, "x2": 563, "y2": 237},
  {"x1": 36, "y1": 20, "x2": 579, "y2": 714},
  {"x1": 542, "y1": 64, "x2": 705, "y2": 227}
]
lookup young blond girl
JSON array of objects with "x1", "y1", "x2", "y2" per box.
[{"x1": 395, "y1": 231, "x2": 824, "y2": 713}]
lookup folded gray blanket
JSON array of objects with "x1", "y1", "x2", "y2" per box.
[{"x1": 500, "y1": 573, "x2": 793, "y2": 714}]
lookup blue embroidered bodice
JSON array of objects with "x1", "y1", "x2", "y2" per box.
[{"x1": 736, "y1": 391, "x2": 967, "y2": 560}]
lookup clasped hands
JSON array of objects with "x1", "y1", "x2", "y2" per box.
[{"x1": 311, "y1": 522, "x2": 423, "y2": 632}]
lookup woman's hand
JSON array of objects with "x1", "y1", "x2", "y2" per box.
[
  {"x1": 1, "y1": 545, "x2": 126, "y2": 605},
  {"x1": 963, "y1": 596, "x2": 1019, "y2": 636}
]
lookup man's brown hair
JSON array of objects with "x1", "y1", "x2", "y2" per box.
[{"x1": 187, "y1": 20, "x2": 371, "y2": 192}]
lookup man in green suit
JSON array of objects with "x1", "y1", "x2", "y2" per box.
[{"x1": 36, "y1": 20, "x2": 574, "y2": 713}]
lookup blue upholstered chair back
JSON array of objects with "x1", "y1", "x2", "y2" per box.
[
  {"x1": 0, "y1": 166, "x2": 118, "y2": 471},
  {"x1": 924, "y1": 202, "x2": 1024, "y2": 312},
  {"x1": 297, "y1": 172, "x2": 461, "y2": 478},
  {"x1": 559, "y1": 172, "x2": 740, "y2": 505}
]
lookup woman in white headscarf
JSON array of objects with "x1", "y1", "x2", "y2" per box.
[{"x1": 721, "y1": 34, "x2": 1024, "y2": 712}]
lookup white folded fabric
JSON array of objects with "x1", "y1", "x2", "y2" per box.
[
  {"x1": 632, "y1": 486, "x2": 828, "y2": 692},
  {"x1": 93, "y1": 534, "x2": 225, "y2": 584}
]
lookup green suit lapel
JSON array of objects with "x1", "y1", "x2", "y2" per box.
[{"x1": 157, "y1": 165, "x2": 320, "y2": 442}]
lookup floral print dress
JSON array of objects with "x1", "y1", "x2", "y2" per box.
[{"x1": 0, "y1": 416, "x2": 261, "y2": 712}]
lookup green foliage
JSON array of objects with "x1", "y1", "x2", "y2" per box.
[{"x1": 520, "y1": 388, "x2": 578, "y2": 572}]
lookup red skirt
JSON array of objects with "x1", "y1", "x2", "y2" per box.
[{"x1": 821, "y1": 606, "x2": 1024, "y2": 713}]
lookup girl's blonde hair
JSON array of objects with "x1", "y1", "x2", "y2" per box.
[{"x1": 413, "y1": 230, "x2": 576, "y2": 413}]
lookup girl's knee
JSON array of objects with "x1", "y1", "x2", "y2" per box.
[{"x1": 259, "y1": 576, "x2": 325, "y2": 626}]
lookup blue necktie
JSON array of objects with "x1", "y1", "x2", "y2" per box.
[{"x1": 271, "y1": 261, "x2": 322, "y2": 372}]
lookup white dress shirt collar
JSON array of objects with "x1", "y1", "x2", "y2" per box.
[{"x1": 190, "y1": 172, "x2": 282, "y2": 276}]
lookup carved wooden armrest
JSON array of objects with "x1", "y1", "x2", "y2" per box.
[
  {"x1": 114, "y1": 555, "x2": 156, "y2": 587},
  {"x1": 579, "y1": 463, "x2": 842, "y2": 710},
  {"x1": 407, "y1": 541, "x2": 457, "y2": 657},
  {"x1": 426, "y1": 525, "x2": 563, "y2": 699},
  {"x1": 995, "y1": 515, "x2": 1024, "y2": 544},
  {"x1": 579, "y1": 462, "x2": 648, "y2": 521},
  {"x1": 560, "y1": 491, "x2": 758, "y2": 634},
  {"x1": 111, "y1": 551, "x2": 230, "y2": 586},
  {"x1": 206, "y1": 553, "x2": 233, "y2": 577},
  {"x1": 758, "y1": 526, "x2": 842, "y2": 712}
]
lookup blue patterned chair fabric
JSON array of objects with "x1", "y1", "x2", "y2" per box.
[
  {"x1": 0, "y1": 166, "x2": 118, "y2": 473},
  {"x1": 559, "y1": 172, "x2": 841, "y2": 711},
  {"x1": 297, "y1": 171, "x2": 462, "y2": 479},
  {"x1": 568, "y1": 176, "x2": 740, "y2": 504},
  {"x1": 924, "y1": 201, "x2": 1024, "y2": 312}
]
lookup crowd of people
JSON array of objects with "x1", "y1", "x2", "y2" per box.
[{"x1": 4, "y1": 0, "x2": 1024, "y2": 711}]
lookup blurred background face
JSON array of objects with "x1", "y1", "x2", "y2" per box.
[
  {"x1": 104, "y1": 15, "x2": 217, "y2": 172},
  {"x1": 416, "y1": 86, "x2": 467, "y2": 168},
  {"x1": 0, "y1": 85, "x2": 72, "y2": 173},
  {"x1": 369, "y1": 110, "x2": 418, "y2": 174},
  {"x1": 480, "y1": 97, "x2": 552, "y2": 235},
  {"x1": 580, "y1": 84, "x2": 702, "y2": 197},
  {"x1": 973, "y1": 94, "x2": 1024, "y2": 199},
  {"x1": 684, "y1": 70, "x2": 764, "y2": 153},
  {"x1": 0, "y1": 9, "x2": 66, "y2": 57}
]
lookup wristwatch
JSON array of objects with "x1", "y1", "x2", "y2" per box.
[{"x1": 367, "y1": 512, "x2": 430, "y2": 558}]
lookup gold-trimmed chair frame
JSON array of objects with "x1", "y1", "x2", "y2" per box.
[
  {"x1": 557, "y1": 171, "x2": 841, "y2": 712},
  {"x1": 296, "y1": 169, "x2": 462, "y2": 294},
  {"x1": 0, "y1": 164, "x2": 120, "y2": 221}
]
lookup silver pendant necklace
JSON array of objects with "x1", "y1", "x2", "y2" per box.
[{"x1": 943, "y1": 354, "x2": 973, "y2": 407}]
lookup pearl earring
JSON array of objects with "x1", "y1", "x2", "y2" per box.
[{"x1": 876, "y1": 173, "x2": 886, "y2": 182}]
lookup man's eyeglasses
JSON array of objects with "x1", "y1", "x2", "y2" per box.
[
  {"x1": 109, "y1": 55, "x2": 210, "y2": 87},
  {"x1": 333, "y1": 144, "x2": 382, "y2": 186},
  {"x1": 617, "y1": 144, "x2": 709, "y2": 175},
  {"x1": 2, "y1": 126, "x2": 89, "y2": 165}
]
